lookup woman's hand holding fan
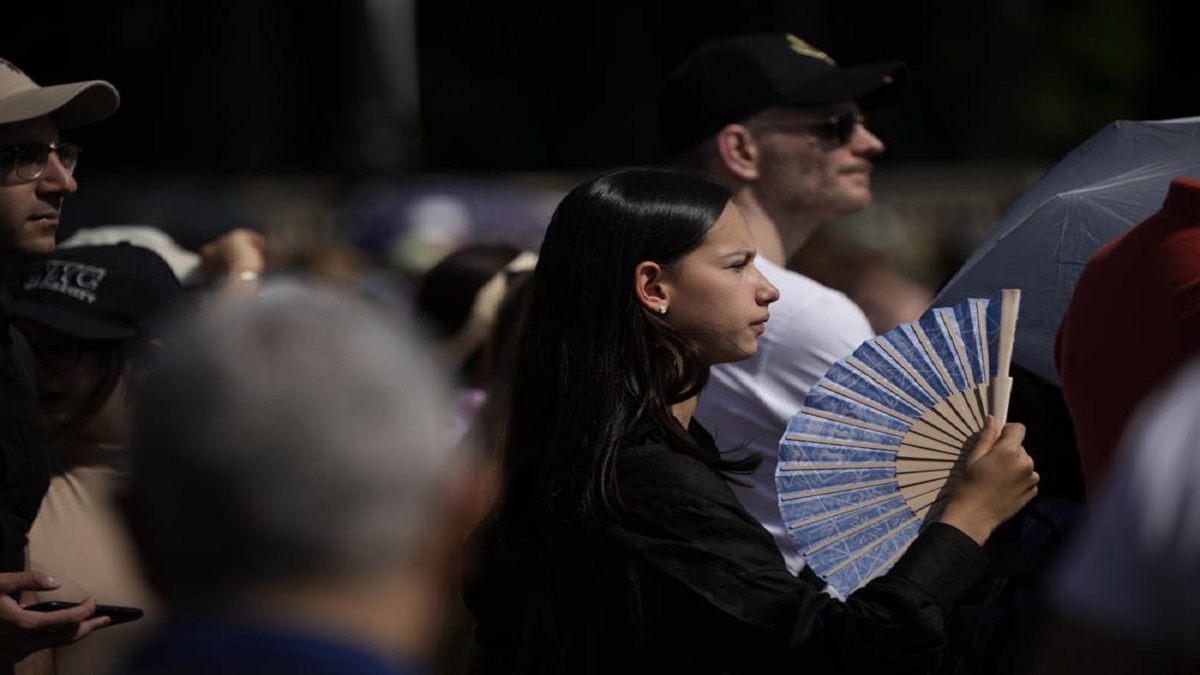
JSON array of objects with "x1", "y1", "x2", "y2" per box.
[{"x1": 938, "y1": 417, "x2": 1039, "y2": 546}]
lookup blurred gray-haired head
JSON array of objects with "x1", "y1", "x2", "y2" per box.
[{"x1": 124, "y1": 281, "x2": 459, "y2": 603}]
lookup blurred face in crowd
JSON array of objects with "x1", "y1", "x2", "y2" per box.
[
  {"x1": 748, "y1": 102, "x2": 884, "y2": 224},
  {"x1": 17, "y1": 321, "x2": 129, "y2": 448},
  {"x1": 657, "y1": 202, "x2": 780, "y2": 364},
  {"x1": 0, "y1": 117, "x2": 77, "y2": 262}
]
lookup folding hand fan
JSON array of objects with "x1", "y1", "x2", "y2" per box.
[{"x1": 775, "y1": 289, "x2": 1020, "y2": 597}]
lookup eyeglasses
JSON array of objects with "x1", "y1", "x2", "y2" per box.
[
  {"x1": 0, "y1": 141, "x2": 82, "y2": 182},
  {"x1": 773, "y1": 110, "x2": 867, "y2": 147}
]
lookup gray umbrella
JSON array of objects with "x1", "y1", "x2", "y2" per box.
[{"x1": 932, "y1": 116, "x2": 1200, "y2": 387}]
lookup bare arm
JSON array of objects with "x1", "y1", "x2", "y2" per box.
[{"x1": 199, "y1": 229, "x2": 267, "y2": 305}]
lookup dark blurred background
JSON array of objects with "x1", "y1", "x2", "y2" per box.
[
  {"x1": 4, "y1": 0, "x2": 1199, "y2": 280},
  {"x1": 9, "y1": 0, "x2": 1199, "y2": 173}
]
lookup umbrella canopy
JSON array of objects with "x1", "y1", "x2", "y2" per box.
[{"x1": 932, "y1": 116, "x2": 1200, "y2": 386}]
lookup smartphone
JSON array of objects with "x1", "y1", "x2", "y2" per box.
[{"x1": 26, "y1": 601, "x2": 144, "y2": 626}]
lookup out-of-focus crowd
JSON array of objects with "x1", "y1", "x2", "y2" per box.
[{"x1": 0, "y1": 30, "x2": 1198, "y2": 675}]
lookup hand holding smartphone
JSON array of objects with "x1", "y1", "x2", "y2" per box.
[{"x1": 27, "y1": 601, "x2": 143, "y2": 626}]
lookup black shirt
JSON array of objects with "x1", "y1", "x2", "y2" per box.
[
  {"x1": 0, "y1": 302, "x2": 49, "y2": 573},
  {"x1": 468, "y1": 419, "x2": 988, "y2": 674}
]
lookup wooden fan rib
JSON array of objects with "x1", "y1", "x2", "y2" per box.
[
  {"x1": 946, "y1": 389, "x2": 984, "y2": 434},
  {"x1": 845, "y1": 357, "x2": 927, "y2": 412},
  {"x1": 781, "y1": 435, "x2": 896, "y2": 452},
  {"x1": 923, "y1": 403, "x2": 974, "y2": 441},
  {"x1": 906, "y1": 417, "x2": 968, "y2": 445},
  {"x1": 876, "y1": 340, "x2": 942, "y2": 402},
  {"x1": 818, "y1": 382, "x2": 915, "y2": 425},
  {"x1": 908, "y1": 323, "x2": 978, "y2": 435},
  {"x1": 786, "y1": 492, "x2": 897, "y2": 530},
  {"x1": 897, "y1": 437, "x2": 964, "y2": 458},
  {"x1": 795, "y1": 407, "x2": 905, "y2": 438},
  {"x1": 896, "y1": 468, "x2": 959, "y2": 484},
  {"x1": 805, "y1": 504, "x2": 913, "y2": 555},
  {"x1": 945, "y1": 315, "x2": 987, "y2": 418},
  {"x1": 973, "y1": 300, "x2": 991, "y2": 385},
  {"x1": 779, "y1": 477, "x2": 895, "y2": 501},
  {"x1": 899, "y1": 480, "x2": 944, "y2": 503},
  {"x1": 905, "y1": 486, "x2": 944, "y2": 513},
  {"x1": 936, "y1": 308, "x2": 977, "y2": 390},
  {"x1": 824, "y1": 514, "x2": 920, "y2": 577},
  {"x1": 779, "y1": 461, "x2": 894, "y2": 472},
  {"x1": 989, "y1": 290, "x2": 1021, "y2": 426},
  {"x1": 859, "y1": 531, "x2": 917, "y2": 588},
  {"x1": 911, "y1": 323, "x2": 958, "y2": 396},
  {"x1": 913, "y1": 494, "x2": 950, "y2": 521},
  {"x1": 895, "y1": 458, "x2": 960, "y2": 474}
]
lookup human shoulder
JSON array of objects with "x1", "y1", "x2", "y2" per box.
[{"x1": 614, "y1": 422, "x2": 744, "y2": 511}]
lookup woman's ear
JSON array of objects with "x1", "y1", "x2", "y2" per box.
[{"x1": 633, "y1": 261, "x2": 671, "y2": 315}]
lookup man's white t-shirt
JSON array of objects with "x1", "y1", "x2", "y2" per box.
[{"x1": 696, "y1": 258, "x2": 873, "y2": 574}]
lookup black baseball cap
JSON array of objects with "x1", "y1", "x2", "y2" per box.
[
  {"x1": 11, "y1": 243, "x2": 184, "y2": 341},
  {"x1": 659, "y1": 33, "x2": 907, "y2": 155}
]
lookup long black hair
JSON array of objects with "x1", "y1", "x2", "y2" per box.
[{"x1": 500, "y1": 167, "x2": 758, "y2": 542}]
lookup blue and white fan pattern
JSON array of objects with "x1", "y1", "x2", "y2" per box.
[{"x1": 776, "y1": 289, "x2": 1020, "y2": 597}]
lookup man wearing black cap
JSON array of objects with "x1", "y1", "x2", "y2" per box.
[
  {"x1": 0, "y1": 58, "x2": 120, "y2": 667},
  {"x1": 662, "y1": 34, "x2": 906, "y2": 575}
]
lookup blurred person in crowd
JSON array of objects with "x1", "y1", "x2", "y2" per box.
[
  {"x1": 1056, "y1": 176, "x2": 1200, "y2": 500},
  {"x1": 659, "y1": 33, "x2": 905, "y2": 573},
  {"x1": 1036, "y1": 353, "x2": 1200, "y2": 674},
  {"x1": 59, "y1": 226, "x2": 202, "y2": 283},
  {"x1": 115, "y1": 284, "x2": 493, "y2": 675},
  {"x1": 469, "y1": 267, "x2": 535, "y2": 456},
  {"x1": 434, "y1": 268, "x2": 536, "y2": 675},
  {"x1": 414, "y1": 244, "x2": 537, "y2": 446},
  {"x1": 10, "y1": 244, "x2": 183, "y2": 675},
  {"x1": 345, "y1": 176, "x2": 547, "y2": 285},
  {"x1": 788, "y1": 228, "x2": 934, "y2": 334},
  {"x1": 467, "y1": 167, "x2": 1038, "y2": 674},
  {"x1": 0, "y1": 57, "x2": 121, "y2": 668},
  {"x1": 62, "y1": 224, "x2": 275, "y2": 310}
]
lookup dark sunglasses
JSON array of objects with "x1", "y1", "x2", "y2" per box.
[
  {"x1": 779, "y1": 110, "x2": 867, "y2": 146},
  {"x1": 0, "y1": 141, "x2": 82, "y2": 182}
]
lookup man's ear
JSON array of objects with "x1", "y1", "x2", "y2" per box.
[
  {"x1": 714, "y1": 124, "x2": 761, "y2": 182},
  {"x1": 633, "y1": 261, "x2": 671, "y2": 315}
]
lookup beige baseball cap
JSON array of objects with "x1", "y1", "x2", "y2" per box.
[{"x1": 0, "y1": 57, "x2": 119, "y2": 129}]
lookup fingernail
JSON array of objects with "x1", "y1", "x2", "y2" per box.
[{"x1": 45, "y1": 576, "x2": 58, "y2": 586}]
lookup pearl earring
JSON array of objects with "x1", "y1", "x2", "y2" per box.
[{"x1": 659, "y1": 306, "x2": 667, "y2": 315}]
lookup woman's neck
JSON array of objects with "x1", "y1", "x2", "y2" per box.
[{"x1": 670, "y1": 397, "x2": 698, "y2": 429}]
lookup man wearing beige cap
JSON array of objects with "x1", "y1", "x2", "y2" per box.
[{"x1": 0, "y1": 57, "x2": 119, "y2": 670}]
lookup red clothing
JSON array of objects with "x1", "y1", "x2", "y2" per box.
[{"x1": 1056, "y1": 177, "x2": 1200, "y2": 499}]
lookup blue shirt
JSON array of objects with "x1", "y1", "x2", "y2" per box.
[{"x1": 117, "y1": 615, "x2": 427, "y2": 675}]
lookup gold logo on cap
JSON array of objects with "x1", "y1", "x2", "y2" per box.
[{"x1": 786, "y1": 35, "x2": 836, "y2": 66}]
